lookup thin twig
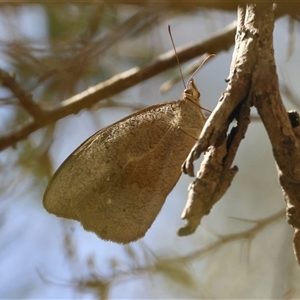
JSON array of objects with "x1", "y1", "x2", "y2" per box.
[
  {"x1": 42, "y1": 209, "x2": 284, "y2": 296},
  {"x1": 0, "y1": 69, "x2": 45, "y2": 119},
  {"x1": 100, "y1": 210, "x2": 285, "y2": 286}
]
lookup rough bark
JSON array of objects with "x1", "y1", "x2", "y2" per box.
[{"x1": 181, "y1": 3, "x2": 300, "y2": 265}]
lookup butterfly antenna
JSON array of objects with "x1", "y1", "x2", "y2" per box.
[
  {"x1": 189, "y1": 54, "x2": 215, "y2": 80},
  {"x1": 168, "y1": 25, "x2": 186, "y2": 89}
]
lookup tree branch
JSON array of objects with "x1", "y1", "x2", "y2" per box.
[
  {"x1": 0, "y1": 69, "x2": 45, "y2": 119},
  {"x1": 179, "y1": 5, "x2": 256, "y2": 236},
  {"x1": 48, "y1": 209, "x2": 284, "y2": 297},
  {"x1": 182, "y1": 5, "x2": 257, "y2": 176},
  {"x1": 250, "y1": 6, "x2": 300, "y2": 265},
  {"x1": 181, "y1": 3, "x2": 300, "y2": 265},
  {"x1": 179, "y1": 94, "x2": 250, "y2": 236}
]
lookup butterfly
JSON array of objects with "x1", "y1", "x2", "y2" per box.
[{"x1": 43, "y1": 56, "x2": 212, "y2": 244}]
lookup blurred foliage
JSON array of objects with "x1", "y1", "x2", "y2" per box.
[{"x1": 1, "y1": 3, "x2": 162, "y2": 101}]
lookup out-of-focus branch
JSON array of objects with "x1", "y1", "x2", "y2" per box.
[
  {"x1": 20, "y1": 1, "x2": 300, "y2": 20},
  {"x1": 0, "y1": 22, "x2": 236, "y2": 152},
  {"x1": 41, "y1": 209, "x2": 284, "y2": 298},
  {"x1": 0, "y1": 69, "x2": 45, "y2": 119},
  {"x1": 117, "y1": 210, "x2": 284, "y2": 282}
]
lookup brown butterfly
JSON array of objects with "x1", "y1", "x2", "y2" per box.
[{"x1": 43, "y1": 56, "x2": 213, "y2": 244}]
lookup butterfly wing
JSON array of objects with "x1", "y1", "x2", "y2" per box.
[{"x1": 44, "y1": 100, "x2": 204, "y2": 243}]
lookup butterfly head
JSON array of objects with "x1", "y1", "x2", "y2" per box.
[{"x1": 182, "y1": 78, "x2": 201, "y2": 104}]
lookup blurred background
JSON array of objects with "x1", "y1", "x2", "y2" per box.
[{"x1": 0, "y1": 2, "x2": 300, "y2": 299}]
